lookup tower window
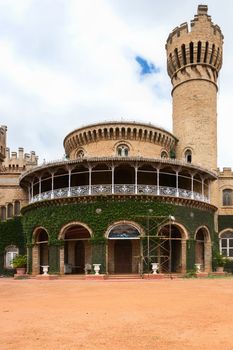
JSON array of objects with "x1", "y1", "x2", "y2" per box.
[
  {"x1": 161, "y1": 151, "x2": 168, "y2": 159},
  {"x1": 185, "y1": 149, "x2": 192, "y2": 163},
  {"x1": 7, "y1": 203, "x2": 13, "y2": 218},
  {"x1": 77, "y1": 150, "x2": 85, "y2": 158},
  {"x1": 223, "y1": 189, "x2": 233, "y2": 206},
  {"x1": 117, "y1": 145, "x2": 129, "y2": 157}
]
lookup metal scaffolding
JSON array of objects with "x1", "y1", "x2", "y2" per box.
[{"x1": 136, "y1": 214, "x2": 175, "y2": 275}]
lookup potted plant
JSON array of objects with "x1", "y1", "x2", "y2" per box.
[
  {"x1": 214, "y1": 251, "x2": 229, "y2": 272},
  {"x1": 12, "y1": 255, "x2": 27, "y2": 275}
]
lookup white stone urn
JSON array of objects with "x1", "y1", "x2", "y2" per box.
[
  {"x1": 151, "y1": 262, "x2": 159, "y2": 274},
  {"x1": 194, "y1": 263, "x2": 201, "y2": 273},
  {"x1": 41, "y1": 265, "x2": 49, "y2": 275},
  {"x1": 93, "y1": 264, "x2": 101, "y2": 275}
]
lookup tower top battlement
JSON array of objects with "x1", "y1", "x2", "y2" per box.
[
  {"x1": 166, "y1": 5, "x2": 223, "y2": 47},
  {"x1": 166, "y1": 5, "x2": 224, "y2": 84}
]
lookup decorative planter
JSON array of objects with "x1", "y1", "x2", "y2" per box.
[
  {"x1": 93, "y1": 264, "x2": 101, "y2": 275},
  {"x1": 195, "y1": 263, "x2": 202, "y2": 273},
  {"x1": 216, "y1": 266, "x2": 224, "y2": 273},
  {"x1": 41, "y1": 265, "x2": 49, "y2": 275},
  {"x1": 16, "y1": 267, "x2": 26, "y2": 275},
  {"x1": 151, "y1": 262, "x2": 159, "y2": 274}
]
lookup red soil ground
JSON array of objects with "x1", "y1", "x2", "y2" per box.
[{"x1": 0, "y1": 278, "x2": 233, "y2": 350}]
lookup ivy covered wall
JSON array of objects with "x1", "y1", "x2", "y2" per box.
[
  {"x1": 0, "y1": 217, "x2": 25, "y2": 275},
  {"x1": 218, "y1": 215, "x2": 233, "y2": 232},
  {"x1": 21, "y1": 197, "x2": 216, "y2": 273}
]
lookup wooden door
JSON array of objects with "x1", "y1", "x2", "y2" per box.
[
  {"x1": 114, "y1": 240, "x2": 132, "y2": 273},
  {"x1": 75, "y1": 241, "x2": 85, "y2": 274}
]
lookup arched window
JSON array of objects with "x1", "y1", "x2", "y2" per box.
[
  {"x1": 223, "y1": 189, "x2": 233, "y2": 206},
  {"x1": 117, "y1": 145, "x2": 129, "y2": 157},
  {"x1": 5, "y1": 245, "x2": 19, "y2": 269},
  {"x1": 161, "y1": 151, "x2": 168, "y2": 159},
  {"x1": 76, "y1": 150, "x2": 84, "y2": 159},
  {"x1": 0, "y1": 206, "x2": 6, "y2": 221},
  {"x1": 7, "y1": 203, "x2": 13, "y2": 218},
  {"x1": 220, "y1": 231, "x2": 233, "y2": 257},
  {"x1": 185, "y1": 149, "x2": 192, "y2": 163},
  {"x1": 14, "y1": 201, "x2": 21, "y2": 216}
]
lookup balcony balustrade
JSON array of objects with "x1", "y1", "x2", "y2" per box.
[{"x1": 31, "y1": 184, "x2": 209, "y2": 204}]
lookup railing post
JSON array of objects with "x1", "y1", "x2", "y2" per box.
[
  {"x1": 28, "y1": 185, "x2": 31, "y2": 203},
  {"x1": 201, "y1": 177, "x2": 204, "y2": 201},
  {"x1": 39, "y1": 176, "x2": 41, "y2": 200},
  {"x1": 191, "y1": 174, "x2": 194, "y2": 199},
  {"x1": 111, "y1": 165, "x2": 115, "y2": 194},
  {"x1": 68, "y1": 169, "x2": 71, "y2": 197},
  {"x1": 31, "y1": 181, "x2": 33, "y2": 203},
  {"x1": 51, "y1": 172, "x2": 54, "y2": 199},
  {"x1": 135, "y1": 165, "x2": 138, "y2": 194},
  {"x1": 157, "y1": 168, "x2": 160, "y2": 195},
  {"x1": 89, "y1": 166, "x2": 92, "y2": 195},
  {"x1": 176, "y1": 171, "x2": 179, "y2": 197},
  {"x1": 208, "y1": 180, "x2": 211, "y2": 203}
]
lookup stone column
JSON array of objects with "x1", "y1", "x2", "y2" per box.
[
  {"x1": 204, "y1": 242, "x2": 212, "y2": 273},
  {"x1": 60, "y1": 246, "x2": 65, "y2": 275},
  {"x1": 181, "y1": 240, "x2": 187, "y2": 273},
  {"x1": 32, "y1": 245, "x2": 40, "y2": 275}
]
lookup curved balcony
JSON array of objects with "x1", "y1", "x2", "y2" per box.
[
  {"x1": 31, "y1": 184, "x2": 209, "y2": 204},
  {"x1": 20, "y1": 157, "x2": 215, "y2": 206}
]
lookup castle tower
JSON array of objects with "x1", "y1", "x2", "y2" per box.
[{"x1": 166, "y1": 5, "x2": 223, "y2": 171}]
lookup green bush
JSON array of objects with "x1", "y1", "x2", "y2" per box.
[{"x1": 12, "y1": 255, "x2": 27, "y2": 268}]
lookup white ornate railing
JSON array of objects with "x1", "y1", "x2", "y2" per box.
[{"x1": 31, "y1": 184, "x2": 209, "y2": 204}]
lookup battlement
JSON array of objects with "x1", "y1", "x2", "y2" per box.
[
  {"x1": 166, "y1": 5, "x2": 224, "y2": 83},
  {"x1": 218, "y1": 168, "x2": 233, "y2": 178},
  {"x1": 0, "y1": 125, "x2": 7, "y2": 164},
  {"x1": 166, "y1": 5, "x2": 223, "y2": 46},
  {"x1": 3, "y1": 147, "x2": 38, "y2": 172}
]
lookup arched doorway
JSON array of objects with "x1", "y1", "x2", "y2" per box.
[
  {"x1": 62, "y1": 224, "x2": 92, "y2": 274},
  {"x1": 32, "y1": 228, "x2": 49, "y2": 275},
  {"x1": 158, "y1": 224, "x2": 187, "y2": 273},
  {"x1": 107, "y1": 222, "x2": 142, "y2": 274},
  {"x1": 195, "y1": 227, "x2": 211, "y2": 272}
]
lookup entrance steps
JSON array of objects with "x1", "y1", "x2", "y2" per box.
[{"x1": 107, "y1": 274, "x2": 142, "y2": 280}]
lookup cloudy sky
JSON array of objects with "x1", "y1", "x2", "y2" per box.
[{"x1": 0, "y1": 0, "x2": 232, "y2": 167}]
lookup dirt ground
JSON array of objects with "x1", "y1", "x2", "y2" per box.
[{"x1": 1, "y1": 278, "x2": 233, "y2": 350}]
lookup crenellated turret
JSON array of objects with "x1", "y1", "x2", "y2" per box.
[
  {"x1": 166, "y1": 5, "x2": 223, "y2": 171},
  {"x1": 166, "y1": 5, "x2": 223, "y2": 90},
  {"x1": 0, "y1": 125, "x2": 7, "y2": 164}
]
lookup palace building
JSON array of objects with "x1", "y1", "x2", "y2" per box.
[{"x1": 0, "y1": 5, "x2": 232, "y2": 277}]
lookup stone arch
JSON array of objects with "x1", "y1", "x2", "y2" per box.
[
  {"x1": 157, "y1": 221, "x2": 188, "y2": 273},
  {"x1": 105, "y1": 220, "x2": 144, "y2": 274},
  {"x1": 58, "y1": 221, "x2": 93, "y2": 240},
  {"x1": 159, "y1": 221, "x2": 189, "y2": 240},
  {"x1": 58, "y1": 221, "x2": 93, "y2": 275},
  {"x1": 194, "y1": 225, "x2": 211, "y2": 242},
  {"x1": 105, "y1": 220, "x2": 145, "y2": 238},
  {"x1": 194, "y1": 226, "x2": 212, "y2": 272},
  {"x1": 32, "y1": 227, "x2": 49, "y2": 275},
  {"x1": 32, "y1": 226, "x2": 49, "y2": 244}
]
